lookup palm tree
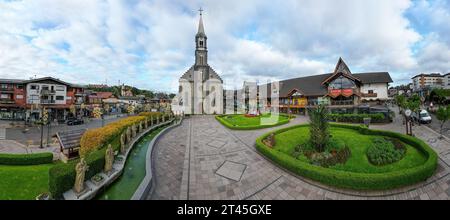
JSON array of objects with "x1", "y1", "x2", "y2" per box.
[{"x1": 308, "y1": 104, "x2": 330, "y2": 152}]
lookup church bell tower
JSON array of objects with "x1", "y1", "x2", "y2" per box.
[{"x1": 195, "y1": 8, "x2": 208, "y2": 69}]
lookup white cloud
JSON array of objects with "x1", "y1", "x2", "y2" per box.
[{"x1": 0, "y1": 0, "x2": 448, "y2": 92}]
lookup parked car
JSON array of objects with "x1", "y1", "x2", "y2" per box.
[
  {"x1": 67, "y1": 118, "x2": 84, "y2": 126},
  {"x1": 412, "y1": 110, "x2": 432, "y2": 124}
]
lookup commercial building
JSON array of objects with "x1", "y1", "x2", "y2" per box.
[
  {"x1": 412, "y1": 73, "x2": 450, "y2": 91},
  {"x1": 0, "y1": 77, "x2": 85, "y2": 121}
]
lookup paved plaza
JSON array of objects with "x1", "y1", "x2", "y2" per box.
[{"x1": 148, "y1": 114, "x2": 450, "y2": 200}]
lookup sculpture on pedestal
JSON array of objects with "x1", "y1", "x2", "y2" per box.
[
  {"x1": 74, "y1": 158, "x2": 89, "y2": 194},
  {"x1": 104, "y1": 144, "x2": 114, "y2": 174},
  {"x1": 132, "y1": 124, "x2": 137, "y2": 138},
  {"x1": 150, "y1": 116, "x2": 153, "y2": 126},
  {"x1": 120, "y1": 133, "x2": 126, "y2": 153},
  {"x1": 126, "y1": 127, "x2": 132, "y2": 144}
]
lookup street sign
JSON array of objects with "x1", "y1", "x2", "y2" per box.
[{"x1": 405, "y1": 109, "x2": 412, "y2": 117}]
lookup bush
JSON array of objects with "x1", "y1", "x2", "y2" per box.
[
  {"x1": 0, "y1": 153, "x2": 53, "y2": 165},
  {"x1": 256, "y1": 124, "x2": 438, "y2": 190},
  {"x1": 367, "y1": 138, "x2": 406, "y2": 166},
  {"x1": 328, "y1": 113, "x2": 386, "y2": 123},
  {"x1": 80, "y1": 115, "x2": 148, "y2": 157}
]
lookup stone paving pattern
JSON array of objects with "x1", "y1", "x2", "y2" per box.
[{"x1": 148, "y1": 112, "x2": 450, "y2": 200}]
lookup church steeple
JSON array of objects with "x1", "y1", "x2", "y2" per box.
[
  {"x1": 195, "y1": 8, "x2": 207, "y2": 66},
  {"x1": 197, "y1": 8, "x2": 206, "y2": 37}
]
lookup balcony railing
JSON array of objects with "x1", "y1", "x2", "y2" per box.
[
  {"x1": 361, "y1": 93, "x2": 378, "y2": 98},
  {"x1": 0, "y1": 99, "x2": 15, "y2": 104},
  {"x1": 40, "y1": 90, "x2": 56, "y2": 95},
  {"x1": 41, "y1": 100, "x2": 56, "y2": 104}
]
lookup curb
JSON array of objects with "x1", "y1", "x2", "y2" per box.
[
  {"x1": 131, "y1": 118, "x2": 183, "y2": 200},
  {"x1": 423, "y1": 125, "x2": 450, "y2": 142}
]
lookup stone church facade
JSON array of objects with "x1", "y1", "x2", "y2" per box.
[{"x1": 177, "y1": 10, "x2": 223, "y2": 115}]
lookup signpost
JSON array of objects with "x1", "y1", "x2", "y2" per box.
[{"x1": 405, "y1": 109, "x2": 412, "y2": 136}]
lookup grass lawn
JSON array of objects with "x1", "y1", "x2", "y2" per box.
[
  {"x1": 274, "y1": 126, "x2": 427, "y2": 173},
  {"x1": 0, "y1": 163, "x2": 54, "y2": 200},
  {"x1": 216, "y1": 113, "x2": 291, "y2": 130}
]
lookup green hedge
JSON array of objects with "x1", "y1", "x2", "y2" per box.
[
  {"x1": 328, "y1": 113, "x2": 386, "y2": 123},
  {"x1": 215, "y1": 114, "x2": 291, "y2": 130},
  {"x1": 0, "y1": 152, "x2": 53, "y2": 165},
  {"x1": 49, "y1": 137, "x2": 117, "y2": 198},
  {"x1": 255, "y1": 123, "x2": 438, "y2": 190}
]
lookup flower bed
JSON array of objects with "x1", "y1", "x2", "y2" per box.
[{"x1": 256, "y1": 123, "x2": 438, "y2": 190}]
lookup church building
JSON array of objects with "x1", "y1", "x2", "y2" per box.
[{"x1": 177, "y1": 9, "x2": 223, "y2": 115}]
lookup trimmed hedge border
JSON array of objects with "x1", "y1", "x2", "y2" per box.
[
  {"x1": 328, "y1": 113, "x2": 386, "y2": 123},
  {"x1": 0, "y1": 152, "x2": 53, "y2": 165},
  {"x1": 255, "y1": 123, "x2": 438, "y2": 190},
  {"x1": 215, "y1": 114, "x2": 292, "y2": 130}
]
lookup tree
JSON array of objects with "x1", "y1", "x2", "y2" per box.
[
  {"x1": 395, "y1": 95, "x2": 406, "y2": 113},
  {"x1": 308, "y1": 104, "x2": 330, "y2": 152},
  {"x1": 406, "y1": 94, "x2": 421, "y2": 115},
  {"x1": 436, "y1": 105, "x2": 450, "y2": 139},
  {"x1": 430, "y1": 89, "x2": 450, "y2": 105}
]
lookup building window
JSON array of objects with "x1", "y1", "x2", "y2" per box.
[
  {"x1": 16, "y1": 95, "x2": 23, "y2": 99},
  {"x1": 329, "y1": 76, "x2": 356, "y2": 89},
  {"x1": 16, "y1": 85, "x2": 24, "y2": 89},
  {"x1": 56, "y1": 96, "x2": 64, "y2": 101},
  {"x1": 368, "y1": 90, "x2": 374, "y2": 94},
  {"x1": 30, "y1": 85, "x2": 39, "y2": 90},
  {"x1": 1, "y1": 84, "x2": 8, "y2": 89},
  {"x1": 199, "y1": 40, "x2": 204, "y2": 47},
  {"x1": 55, "y1": 85, "x2": 65, "y2": 91},
  {"x1": 1, "y1": 94, "x2": 10, "y2": 99}
]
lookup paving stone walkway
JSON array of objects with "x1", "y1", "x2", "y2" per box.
[{"x1": 148, "y1": 115, "x2": 450, "y2": 200}]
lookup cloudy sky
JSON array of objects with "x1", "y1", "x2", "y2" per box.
[{"x1": 0, "y1": 0, "x2": 449, "y2": 92}]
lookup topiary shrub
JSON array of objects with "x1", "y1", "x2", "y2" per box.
[
  {"x1": 367, "y1": 137, "x2": 406, "y2": 166},
  {"x1": 0, "y1": 152, "x2": 53, "y2": 165}
]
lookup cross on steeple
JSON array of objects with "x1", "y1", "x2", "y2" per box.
[{"x1": 199, "y1": 7, "x2": 203, "y2": 16}]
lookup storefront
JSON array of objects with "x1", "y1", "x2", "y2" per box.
[{"x1": 0, "y1": 106, "x2": 25, "y2": 120}]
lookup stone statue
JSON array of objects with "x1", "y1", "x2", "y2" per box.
[
  {"x1": 120, "y1": 133, "x2": 126, "y2": 153},
  {"x1": 162, "y1": 115, "x2": 166, "y2": 122},
  {"x1": 157, "y1": 116, "x2": 160, "y2": 124},
  {"x1": 132, "y1": 124, "x2": 137, "y2": 138},
  {"x1": 126, "y1": 127, "x2": 132, "y2": 144},
  {"x1": 104, "y1": 144, "x2": 114, "y2": 173},
  {"x1": 74, "y1": 158, "x2": 89, "y2": 194},
  {"x1": 150, "y1": 116, "x2": 153, "y2": 126},
  {"x1": 144, "y1": 119, "x2": 148, "y2": 129},
  {"x1": 138, "y1": 122, "x2": 143, "y2": 133}
]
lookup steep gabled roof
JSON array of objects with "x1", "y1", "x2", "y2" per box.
[{"x1": 322, "y1": 57, "x2": 361, "y2": 85}]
